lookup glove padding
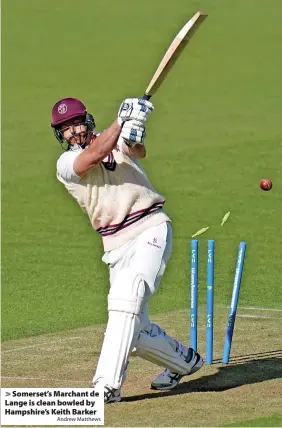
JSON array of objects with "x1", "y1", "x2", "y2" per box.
[
  {"x1": 118, "y1": 98, "x2": 154, "y2": 124},
  {"x1": 120, "y1": 120, "x2": 146, "y2": 146}
]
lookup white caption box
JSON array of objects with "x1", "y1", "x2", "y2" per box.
[{"x1": 1, "y1": 388, "x2": 104, "y2": 426}]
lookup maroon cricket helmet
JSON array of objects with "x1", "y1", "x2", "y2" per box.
[{"x1": 51, "y1": 97, "x2": 87, "y2": 127}]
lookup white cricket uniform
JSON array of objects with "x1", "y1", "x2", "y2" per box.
[
  {"x1": 57, "y1": 136, "x2": 194, "y2": 389},
  {"x1": 57, "y1": 136, "x2": 169, "y2": 251}
]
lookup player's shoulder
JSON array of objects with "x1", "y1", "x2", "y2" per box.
[
  {"x1": 56, "y1": 147, "x2": 83, "y2": 184},
  {"x1": 57, "y1": 147, "x2": 82, "y2": 167}
]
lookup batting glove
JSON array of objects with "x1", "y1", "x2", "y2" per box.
[
  {"x1": 120, "y1": 120, "x2": 146, "y2": 146},
  {"x1": 118, "y1": 98, "x2": 154, "y2": 125}
]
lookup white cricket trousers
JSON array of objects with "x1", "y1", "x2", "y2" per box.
[{"x1": 93, "y1": 221, "x2": 175, "y2": 389}]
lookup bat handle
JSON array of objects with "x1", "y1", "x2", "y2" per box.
[{"x1": 142, "y1": 94, "x2": 152, "y2": 101}]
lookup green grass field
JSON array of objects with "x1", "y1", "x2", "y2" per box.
[
  {"x1": 225, "y1": 414, "x2": 282, "y2": 427},
  {"x1": 2, "y1": 0, "x2": 282, "y2": 426}
]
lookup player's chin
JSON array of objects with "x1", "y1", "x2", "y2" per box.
[{"x1": 71, "y1": 134, "x2": 87, "y2": 145}]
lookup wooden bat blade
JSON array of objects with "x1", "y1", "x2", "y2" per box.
[{"x1": 144, "y1": 11, "x2": 207, "y2": 99}]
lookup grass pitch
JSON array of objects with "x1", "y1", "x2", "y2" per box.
[
  {"x1": 225, "y1": 414, "x2": 282, "y2": 427},
  {"x1": 2, "y1": 308, "x2": 282, "y2": 426}
]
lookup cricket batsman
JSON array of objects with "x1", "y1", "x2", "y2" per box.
[{"x1": 51, "y1": 97, "x2": 203, "y2": 403}]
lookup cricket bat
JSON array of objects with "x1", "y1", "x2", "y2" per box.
[{"x1": 143, "y1": 11, "x2": 207, "y2": 100}]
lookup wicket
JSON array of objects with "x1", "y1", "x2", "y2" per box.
[
  {"x1": 206, "y1": 240, "x2": 215, "y2": 364},
  {"x1": 222, "y1": 241, "x2": 247, "y2": 363},
  {"x1": 189, "y1": 240, "x2": 247, "y2": 364},
  {"x1": 190, "y1": 240, "x2": 199, "y2": 351}
]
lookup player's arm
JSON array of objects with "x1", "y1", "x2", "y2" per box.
[
  {"x1": 119, "y1": 120, "x2": 147, "y2": 159},
  {"x1": 74, "y1": 120, "x2": 121, "y2": 176},
  {"x1": 74, "y1": 98, "x2": 154, "y2": 176},
  {"x1": 121, "y1": 141, "x2": 146, "y2": 159}
]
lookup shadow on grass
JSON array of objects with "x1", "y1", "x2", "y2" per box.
[
  {"x1": 212, "y1": 349, "x2": 282, "y2": 364},
  {"x1": 123, "y1": 352, "x2": 282, "y2": 402}
]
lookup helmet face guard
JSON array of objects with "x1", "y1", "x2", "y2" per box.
[
  {"x1": 51, "y1": 98, "x2": 96, "y2": 150},
  {"x1": 53, "y1": 113, "x2": 96, "y2": 150}
]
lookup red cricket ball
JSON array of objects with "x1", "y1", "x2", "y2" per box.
[{"x1": 260, "y1": 178, "x2": 272, "y2": 191}]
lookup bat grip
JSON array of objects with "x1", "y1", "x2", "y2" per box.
[{"x1": 142, "y1": 94, "x2": 152, "y2": 101}]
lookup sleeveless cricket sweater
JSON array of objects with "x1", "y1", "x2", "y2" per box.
[{"x1": 56, "y1": 138, "x2": 170, "y2": 251}]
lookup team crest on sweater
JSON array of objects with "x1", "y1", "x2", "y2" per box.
[
  {"x1": 102, "y1": 144, "x2": 121, "y2": 171},
  {"x1": 102, "y1": 152, "x2": 116, "y2": 171}
]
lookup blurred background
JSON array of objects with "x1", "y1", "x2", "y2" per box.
[{"x1": 2, "y1": 0, "x2": 282, "y2": 341}]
